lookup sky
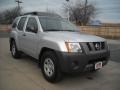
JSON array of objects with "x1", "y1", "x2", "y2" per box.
[{"x1": 0, "y1": 0, "x2": 120, "y2": 23}]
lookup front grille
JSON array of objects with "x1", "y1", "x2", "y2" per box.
[
  {"x1": 86, "y1": 42, "x2": 92, "y2": 51},
  {"x1": 101, "y1": 42, "x2": 105, "y2": 49},
  {"x1": 86, "y1": 42, "x2": 106, "y2": 51}
]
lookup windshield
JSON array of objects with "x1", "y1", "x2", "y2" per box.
[{"x1": 39, "y1": 17, "x2": 79, "y2": 32}]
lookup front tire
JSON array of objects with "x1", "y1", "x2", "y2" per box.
[
  {"x1": 11, "y1": 40, "x2": 21, "y2": 59},
  {"x1": 41, "y1": 51, "x2": 62, "y2": 83}
]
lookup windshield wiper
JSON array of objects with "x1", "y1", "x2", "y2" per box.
[
  {"x1": 63, "y1": 30, "x2": 78, "y2": 32},
  {"x1": 44, "y1": 29, "x2": 62, "y2": 31},
  {"x1": 44, "y1": 29, "x2": 79, "y2": 32}
]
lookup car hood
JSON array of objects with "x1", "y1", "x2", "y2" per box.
[{"x1": 45, "y1": 31, "x2": 106, "y2": 42}]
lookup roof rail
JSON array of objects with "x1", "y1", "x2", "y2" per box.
[
  {"x1": 23, "y1": 12, "x2": 62, "y2": 18},
  {"x1": 23, "y1": 12, "x2": 39, "y2": 15}
]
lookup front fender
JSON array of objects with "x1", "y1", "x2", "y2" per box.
[{"x1": 36, "y1": 37, "x2": 67, "y2": 59}]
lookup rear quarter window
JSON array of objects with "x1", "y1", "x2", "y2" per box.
[{"x1": 12, "y1": 18, "x2": 19, "y2": 28}]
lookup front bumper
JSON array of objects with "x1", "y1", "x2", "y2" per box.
[{"x1": 55, "y1": 50, "x2": 110, "y2": 73}]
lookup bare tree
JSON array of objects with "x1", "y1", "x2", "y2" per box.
[
  {"x1": 63, "y1": 0, "x2": 97, "y2": 25},
  {"x1": 0, "y1": 6, "x2": 22, "y2": 24}
]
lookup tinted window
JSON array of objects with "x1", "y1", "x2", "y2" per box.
[
  {"x1": 26, "y1": 17, "x2": 38, "y2": 33},
  {"x1": 17, "y1": 17, "x2": 27, "y2": 31},
  {"x1": 12, "y1": 18, "x2": 19, "y2": 28}
]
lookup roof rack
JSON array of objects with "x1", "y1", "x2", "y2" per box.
[
  {"x1": 23, "y1": 12, "x2": 38, "y2": 15},
  {"x1": 23, "y1": 12, "x2": 62, "y2": 18}
]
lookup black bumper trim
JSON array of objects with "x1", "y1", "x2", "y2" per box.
[{"x1": 54, "y1": 50, "x2": 110, "y2": 73}]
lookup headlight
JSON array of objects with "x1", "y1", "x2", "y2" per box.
[{"x1": 65, "y1": 42, "x2": 82, "y2": 53}]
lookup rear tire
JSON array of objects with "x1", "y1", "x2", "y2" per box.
[
  {"x1": 11, "y1": 40, "x2": 21, "y2": 59},
  {"x1": 40, "y1": 51, "x2": 62, "y2": 83}
]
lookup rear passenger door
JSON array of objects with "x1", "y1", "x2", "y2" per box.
[
  {"x1": 17, "y1": 17, "x2": 27, "y2": 50},
  {"x1": 23, "y1": 17, "x2": 39, "y2": 57}
]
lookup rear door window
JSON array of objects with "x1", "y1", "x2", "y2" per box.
[{"x1": 17, "y1": 17, "x2": 27, "y2": 31}]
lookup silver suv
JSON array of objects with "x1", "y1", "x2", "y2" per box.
[{"x1": 10, "y1": 12, "x2": 110, "y2": 83}]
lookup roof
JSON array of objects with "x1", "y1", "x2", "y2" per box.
[{"x1": 23, "y1": 12, "x2": 62, "y2": 18}]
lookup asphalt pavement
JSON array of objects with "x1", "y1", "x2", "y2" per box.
[{"x1": 0, "y1": 32, "x2": 10, "y2": 38}]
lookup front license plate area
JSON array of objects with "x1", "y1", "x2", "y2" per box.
[{"x1": 95, "y1": 62, "x2": 102, "y2": 70}]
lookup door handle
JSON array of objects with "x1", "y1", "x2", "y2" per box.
[{"x1": 22, "y1": 33, "x2": 26, "y2": 36}]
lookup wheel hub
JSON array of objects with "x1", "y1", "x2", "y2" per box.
[
  {"x1": 12, "y1": 44, "x2": 16, "y2": 56},
  {"x1": 44, "y1": 58, "x2": 54, "y2": 77}
]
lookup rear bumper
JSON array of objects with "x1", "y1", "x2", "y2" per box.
[{"x1": 55, "y1": 50, "x2": 110, "y2": 73}]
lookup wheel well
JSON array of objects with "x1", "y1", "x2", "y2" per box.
[
  {"x1": 10, "y1": 38, "x2": 14, "y2": 42},
  {"x1": 39, "y1": 47, "x2": 55, "y2": 63},
  {"x1": 10, "y1": 38, "x2": 15, "y2": 51}
]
